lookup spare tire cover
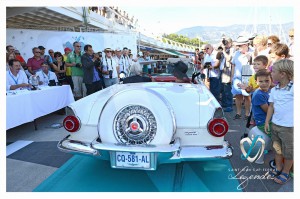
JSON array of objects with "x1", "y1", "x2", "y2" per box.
[{"x1": 98, "y1": 88, "x2": 176, "y2": 145}]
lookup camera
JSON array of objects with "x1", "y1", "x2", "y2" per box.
[
  {"x1": 108, "y1": 70, "x2": 113, "y2": 79},
  {"x1": 222, "y1": 38, "x2": 228, "y2": 46},
  {"x1": 75, "y1": 63, "x2": 81, "y2": 67},
  {"x1": 94, "y1": 60, "x2": 101, "y2": 67},
  {"x1": 203, "y1": 62, "x2": 212, "y2": 69},
  {"x1": 48, "y1": 80, "x2": 56, "y2": 86}
]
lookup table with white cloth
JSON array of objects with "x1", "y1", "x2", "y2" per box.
[{"x1": 6, "y1": 85, "x2": 74, "y2": 130}]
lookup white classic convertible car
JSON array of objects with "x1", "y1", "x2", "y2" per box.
[{"x1": 58, "y1": 67, "x2": 233, "y2": 170}]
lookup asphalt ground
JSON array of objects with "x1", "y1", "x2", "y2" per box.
[{"x1": 6, "y1": 106, "x2": 293, "y2": 192}]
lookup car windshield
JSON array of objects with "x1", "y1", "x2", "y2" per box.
[{"x1": 147, "y1": 58, "x2": 194, "y2": 77}]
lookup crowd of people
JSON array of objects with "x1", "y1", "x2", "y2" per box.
[
  {"x1": 89, "y1": 6, "x2": 138, "y2": 30},
  {"x1": 194, "y1": 28, "x2": 294, "y2": 185},
  {"x1": 6, "y1": 43, "x2": 161, "y2": 98}
]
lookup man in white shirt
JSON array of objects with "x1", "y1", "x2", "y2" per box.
[
  {"x1": 102, "y1": 48, "x2": 119, "y2": 87},
  {"x1": 122, "y1": 47, "x2": 130, "y2": 74},
  {"x1": 36, "y1": 62, "x2": 58, "y2": 86},
  {"x1": 114, "y1": 48, "x2": 125, "y2": 75},
  {"x1": 203, "y1": 44, "x2": 221, "y2": 101},
  {"x1": 6, "y1": 59, "x2": 31, "y2": 91}
]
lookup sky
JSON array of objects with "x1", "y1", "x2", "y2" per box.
[{"x1": 122, "y1": 6, "x2": 294, "y2": 35}]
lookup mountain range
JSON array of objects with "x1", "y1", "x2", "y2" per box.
[{"x1": 176, "y1": 22, "x2": 294, "y2": 45}]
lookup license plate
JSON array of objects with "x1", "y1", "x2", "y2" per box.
[{"x1": 115, "y1": 152, "x2": 150, "y2": 168}]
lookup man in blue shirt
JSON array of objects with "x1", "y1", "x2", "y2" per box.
[{"x1": 81, "y1": 44, "x2": 102, "y2": 95}]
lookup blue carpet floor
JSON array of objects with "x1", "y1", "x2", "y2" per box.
[{"x1": 34, "y1": 155, "x2": 241, "y2": 192}]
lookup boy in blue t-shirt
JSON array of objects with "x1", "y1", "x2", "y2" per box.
[{"x1": 251, "y1": 69, "x2": 272, "y2": 135}]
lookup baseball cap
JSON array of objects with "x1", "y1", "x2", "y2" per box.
[{"x1": 64, "y1": 47, "x2": 72, "y2": 52}]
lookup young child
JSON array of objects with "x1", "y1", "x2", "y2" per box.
[
  {"x1": 239, "y1": 55, "x2": 269, "y2": 95},
  {"x1": 265, "y1": 59, "x2": 294, "y2": 185},
  {"x1": 268, "y1": 43, "x2": 289, "y2": 72},
  {"x1": 251, "y1": 69, "x2": 272, "y2": 134}
]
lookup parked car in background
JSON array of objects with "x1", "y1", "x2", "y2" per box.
[{"x1": 58, "y1": 60, "x2": 233, "y2": 170}]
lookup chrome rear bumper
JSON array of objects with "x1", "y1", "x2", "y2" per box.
[{"x1": 58, "y1": 136, "x2": 233, "y2": 170}]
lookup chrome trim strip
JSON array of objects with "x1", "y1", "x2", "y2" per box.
[
  {"x1": 144, "y1": 87, "x2": 177, "y2": 139},
  {"x1": 57, "y1": 137, "x2": 99, "y2": 156},
  {"x1": 93, "y1": 138, "x2": 181, "y2": 153}
]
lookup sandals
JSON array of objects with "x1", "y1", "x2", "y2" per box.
[
  {"x1": 265, "y1": 169, "x2": 281, "y2": 179},
  {"x1": 234, "y1": 114, "x2": 241, "y2": 120},
  {"x1": 274, "y1": 172, "x2": 290, "y2": 184}
]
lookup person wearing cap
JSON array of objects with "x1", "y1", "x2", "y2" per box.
[
  {"x1": 65, "y1": 41, "x2": 85, "y2": 100},
  {"x1": 231, "y1": 36, "x2": 253, "y2": 120},
  {"x1": 63, "y1": 47, "x2": 72, "y2": 81},
  {"x1": 172, "y1": 61, "x2": 191, "y2": 83},
  {"x1": 38, "y1": 46, "x2": 57, "y2": 72},
  {"x1": 81, "y1": 44, "x2": 103, "y2": 95},
  {"x1": 113, "y1": 48, "x2": 125, "y2": 75},
  {"x1": 27, "y1": 47, "x2": 45, "y2": 75},
  {"x1": 102, "y1": 48, "x2": 119, "y2": 87},
  {"x1": 220, "y1": 37, "x2": 235, "y2": 112},
  {"x1": 63, "y1": 47, "x2": 72, "y2": 61}
]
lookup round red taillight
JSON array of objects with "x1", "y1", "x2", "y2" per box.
[
  {"x1": 208, "y1": 118, "x2": 229, "y2": 137},
  {"x1": 63, "y1": 116, "x2": 80, "y2": 133}
]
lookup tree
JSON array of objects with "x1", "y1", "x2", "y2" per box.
[{"x1": 162, "y1": 33, "x2": 206, "y2": 47}]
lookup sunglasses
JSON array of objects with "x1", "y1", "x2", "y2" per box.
[
  {"x1": 34, "y1": 51, "x2": 41, "y2": 53},
  {"x1": 289, "y1": 35, "x2": 294, "y2": 37},
  {"x1": 205, "y1": 48, "x2": 210, "y2": 50},
  {"x1": 105, "y1": 51, "x2": 112, "y2": 53},
  {"x1": 49, "y1": 51, "x2": 54, "y2": 53}
]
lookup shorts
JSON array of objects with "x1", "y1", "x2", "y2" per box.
[
  {"x1": 231, "y1": 77, "x2": 242, "y2": 96},
  {"x1": 257, "y1": 123, "x2": 272, "y2": 138},
  {"x1": 271, "y1": 123, "x2": 294, "y2": 159}
]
